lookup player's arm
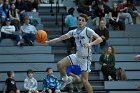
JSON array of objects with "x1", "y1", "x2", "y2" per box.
[
  {"x1": 46, "y1": 34, "x2": 69, "y2": 44},
  {"x1": 84, "y1": 29, "x2": 103, "y2": 48},
  {"x1": 90, "y1": 34, "x2": 103, "y2": 46}
]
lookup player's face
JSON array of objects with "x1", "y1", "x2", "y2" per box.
[{"x1": 78, "y1": 17, "x2": 86, "y2": 28}]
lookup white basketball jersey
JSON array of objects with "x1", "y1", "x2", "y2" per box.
[{"x1": 66, "y1": 27, "x2": 97, "y2": 57}]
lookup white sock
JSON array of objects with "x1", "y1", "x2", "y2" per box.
[{"x1": 63, "y1": 75, "x2": 68, "y2": 81}]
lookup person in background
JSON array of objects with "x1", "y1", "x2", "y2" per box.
[
  {"x1": 4, "y1": 71, "x2": 20, "y2": 93},
  {"x1": 109, "y1": 2, "x2": 125, "y2": 30},
  {"x1": 117, "y1": 0, "x2": 133, "y2": 25},
  {"x1": 8, "y1": 3, "x2": 20, "y2": 31},
  {"x1": 24, "y1": 69, "x2": 39, "y2": 93},
  {"x1": 94, "y1": 20, "x2": 109, "y2": 53},
  {"x1": 135, "y1": 55, "x2": 140, "y2": 90},
  {"x1": 0, "y1": 18, "x2": 22, "y2": 46},
  {"x1": 2, "y1": 0, "x2": 10, "y2": 19},
  {"x1": 99, "y1": 45, "x2": 116, "y2": 81},
  {"x1": 65, "y1": 8, "x2": 77, "y2": 55},
  {"x1": 20, "y1": 16, "x2": 37, "y2": 46},
  {"x1": 134, "y1": 55, "x2": 140, "y2": 61},
  {"x1": 42, "y1": 67, "x2": 61, "y2": 93}
]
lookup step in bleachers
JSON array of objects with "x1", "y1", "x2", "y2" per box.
[
  {"x1": 0, "y1": 46, "x2": 51, "y2": 54},
  {"x1": 99, "y1": 71, "x2": 140, "y2": 80},
  {"x1": 92, "y1": 54, "x2": 139, "y2": 62},
  {"x1": 0, "y1": 72, "x2": 61, "y2": 81},
  {"x1": 0, "y1": 54, "x2": 54, "y2": 63},
  {"x1": 95, "y1": 62, "x2": 140, "y2": 70},
  {"x1": 0, "y1": 63, "x2": 56, "y2": 71},
  {"x1": 104, "y1": 81, "x2": 140, "y2": 90},
  {"x1": 109, "y1": 91, "x2": 140, "y2": 93}
]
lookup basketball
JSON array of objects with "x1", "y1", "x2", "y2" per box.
[{"x1": 35, "y1": 30, "x2": 47, "y2": 44}]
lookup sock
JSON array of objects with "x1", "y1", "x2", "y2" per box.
[{"x1": 63, "y1": 75, "x2": 68, "y2": 81}]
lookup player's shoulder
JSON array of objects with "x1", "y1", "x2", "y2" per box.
[{"x1": 85, "y1": 27, "x2": 94, "y2": 31}]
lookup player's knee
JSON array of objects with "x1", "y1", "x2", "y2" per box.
[
  {"x1": 57, "y1": 61, "x2": 63, "y2": 69},
  {"x1": 82, "y1": 78, "x2": 88, "y2": 84}
]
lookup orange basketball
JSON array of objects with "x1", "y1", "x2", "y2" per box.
[{"x1": 35, "y1": 30, "x2": 47, "y2": 44}]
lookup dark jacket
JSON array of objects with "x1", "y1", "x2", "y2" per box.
[{"x1": 99, "y1": 54, "x2": 115, "y2": 68}]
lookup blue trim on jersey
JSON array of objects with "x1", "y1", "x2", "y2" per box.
[
  {"x1": 68, "y1": 56, "x2": 73, "y2": 65},
  {"x1": 86, "y1": 28, "x2": 91, "y2": 57}
]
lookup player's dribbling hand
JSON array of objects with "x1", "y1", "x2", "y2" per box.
[
  {"x1": 45, "y1": 41, "x2": 49, "y2": 45},
  {"x1": 84, "y1": 43, "x2": 91, "y2": 48}
]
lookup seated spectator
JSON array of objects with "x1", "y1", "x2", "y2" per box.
[
  {"x1": 92, "y1": 2, "x2": 110, "y2": 26},
  {"x1": 109, "y1": 2, "x2": 125, "y2": 30},
  {"x1": 77, "y1": 0, "x2": 92, "y2": 16},
  {"x1": 4, "y1": 71, "x2": 20, "y2": 93},
  {"x1": 42, "y1": 67, "x2": 61, "y2": 93},
  {"x1": 65, "y1": 8, "x2": 77, "y2": 55},
  {"x1": 99, "y1": 45, "x2": 116, "y2": 81},
  {"x1": 25, "y1": 0, "x2": 39, "y2": 12},
  {"x1": 15, "y1": 0, "x2": 26, "y2": 23},
  {"x1": 94, "y1": 20, "x2": 109, "y2": 53},
  {"x1": 20, "y1": 16, "x2": 37, "y2": 46},
  {"x1": 0, "y1": 18, "x2": 22, "y2": 46},
  {"x1": 8, "y1": 3, "x2": 20, "y2": 31},
  {"x1": 1, "y1": 0, "x2": 10, "y2": 19},
  {"x1": 65, "y1": 64, "x2": 82, "y2": 92},
  {"x1": 0, "y1": 0, "x2": 6, "y2": 22},
  {"x1": 24, "y1": 69, "x2": 39, "y2": 93},
  {"x1": 117, "y1": 0, "x2": 133, "y2": 25},
  {"x1": 124, "y1": 0, "x2": 140, "y2": 24}
]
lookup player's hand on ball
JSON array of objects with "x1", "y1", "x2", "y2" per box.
[{"x1": 45, "y1": 41, "x2": 49, "y2": 45}]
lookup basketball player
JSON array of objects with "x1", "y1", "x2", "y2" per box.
[{"x1": 45, "y1": 14, "x2": 103, "y2": 93}]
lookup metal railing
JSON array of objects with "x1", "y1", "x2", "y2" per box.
[{"x1": 49, "y1": 0, "x2": 66, "y2": 34}]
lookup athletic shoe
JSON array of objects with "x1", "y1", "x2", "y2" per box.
[{"x1": 60, "y1": 76, "x2": 73, "y2": 89}]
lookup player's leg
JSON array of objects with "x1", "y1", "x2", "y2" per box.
[
  {"x1": 58, "y1": 54, "x2": 76, "y2": 89},
  {"x1": 81, "y1": 72, "x2": 93, "y2": 93},
  {"x1": 57, "y1": 56, "x2": 71, "y2": 78},
  {"x1": 78, "y1": 57, "x2": 93, "y2": 93}
]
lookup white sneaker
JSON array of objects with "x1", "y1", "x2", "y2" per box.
[
  {"x1": 16, "y1": 41, "x2": 21, "y2": 46},
  {"x1": 60, "y1": 76, "x2": 73, "y2": 89},
  {"x1": 108, "y1": 75, "x2": 113, "y2": 81}
]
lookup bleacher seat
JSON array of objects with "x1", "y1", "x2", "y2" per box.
[
  {"x1": 109, "y1": 91, "x2": 140, "y2": 93},
  {"x1": 92, "y1": 54, "x2": 138, "y2": 62},
  {"x1": 0, "y1": 72, "x2": 61, "y2": 81},
  {"x1": 0, "y1": 54, "x2": 54, "y2": 62},
  {"x1": 95, "y1": 62, "x2": 140, "y2": 70},
  {"x1": 104, "y1": 81, "x2": 140, "y2": 90},
  {"x1": 0, "y1": 46, "x2": 52, "y2": 54},
  {"x1": 99, "y1": 71, "x2": 140, "y2": 80},
  {"x1": 25, "y1": 12, "x2": 39, "y2": 19},
  {"x1": 0, "y1": 63, "x2": 57, "y2": 71}
]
